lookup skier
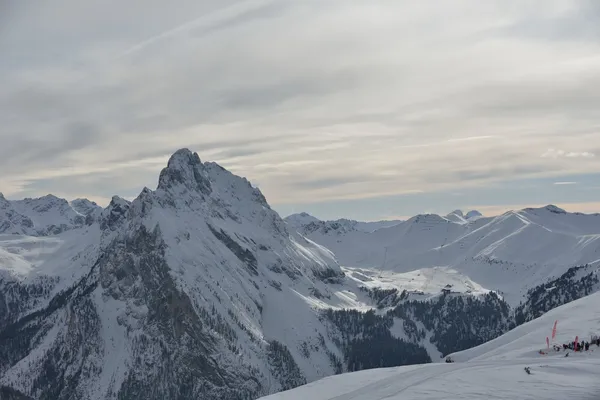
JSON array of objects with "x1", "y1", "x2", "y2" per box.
[
  {"x1": 524, "y1": 367, "x2": 531, "y2": 375},
  {"x1": 585, "y1": 342, "x2": 590, "y2": 351}
]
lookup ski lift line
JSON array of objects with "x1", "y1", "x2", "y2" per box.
[{"x1": 378, "y1": 246, "x2": 388, "y2": 278}]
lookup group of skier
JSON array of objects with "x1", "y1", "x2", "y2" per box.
[{"x1": 556, "y1": 337, "x2": 600, "y2": 352}]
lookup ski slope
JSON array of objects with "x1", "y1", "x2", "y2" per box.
[{"x1": 260, "y1": 292, "x2": 600, "y2": 400}]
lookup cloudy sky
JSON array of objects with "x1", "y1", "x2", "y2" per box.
[{"x1": 2, "y1": 0, "x2": 600, "y2": 220}]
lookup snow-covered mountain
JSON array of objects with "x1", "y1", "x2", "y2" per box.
[
  {"x1": 444, "y1": 209, "x2": 482, "y2": 224},
  {"x1": 288, "y1": 206, "x2": 600, "y2": 306},
  {"x1": 259, "y1": 291, "x2": 600, "y2": 400},
  {"x1": 0, "y1": 149, "x2": 353, "y2": 399},
  {"x1": 285, "y1": 213, "x2": 403, "y2": 236},
  {"x1": 2, "y1": 149, "x2": 600, "y2": 400},
  {"x1": 0, "y1": 193, "x2": 90, "y2": 236},
  {"x1": 70, "y1": 198, "x2": 103, "y2": 218}
]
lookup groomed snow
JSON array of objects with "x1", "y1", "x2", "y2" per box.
[{"x1": 260, "y1": 292, "x2": 600, "y2": 400}]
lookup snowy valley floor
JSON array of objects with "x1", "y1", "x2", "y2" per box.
[{"x1": 261, "y1": 293, "x2": 600, "y2": 400}]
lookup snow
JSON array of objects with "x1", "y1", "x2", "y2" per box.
[
  {"x1": 3, "y1": 149, "x2": 600, "y2": 399},
  {"x1": 88, "y1": 288, "x2": 132, "y2": 400},
  {"x1": 0, "y1": 227, "x2": 101, "y2": 290},
  {"x1": 284, "y1": 214, "x2": 403, "y2": 234},
  {"x1": 291, "y1": 206, "x2": 600, "y2": 306},
  {"x1": 260, "y1": 293, "x2": 600, "y2": 400},
  {"x1": 0, "y1": 194, "x2": 88, "y2": 235},
  {"x1": 342, "y1": 266, "x2": 489, "y2": 298}
]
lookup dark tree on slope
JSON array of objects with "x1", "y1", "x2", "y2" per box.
[
  {"x1": 322, "y1": 309, "x2": 431, "y2": 371},
  {"x1": 391, "y1": 292, "x2": 510, "y2": 357},
  {"x1": 513, "y1": 265, "x2": 599, "y2": 327},
  {"x1": 346, "y1": 335, "x2": 430, "y2": 371},
  {"x1": 0, "y1": 386, "x2": 36, "y2": 400},
  {"x1": 267, "y1": 340, "x2": 306, "y2": 391}
]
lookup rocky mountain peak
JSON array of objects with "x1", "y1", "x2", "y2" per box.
[
  {"x1": 70, "y1": 198, "x2": 101, "y2": 216},
  {"x1": 100, "y1": 196, "x2": 131, "y2": 231},
  {"x1": 157, "y1": 148, "x2": 212, "y2": 195}
]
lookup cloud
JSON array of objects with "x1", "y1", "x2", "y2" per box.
[
  {"x1": 1, "y1": 0, "x2": 600, "y2": 211},
  {"x1": 542, "y1": 149, "x2": 596, "y2": 158},
  {"x1": 553, "y1": 181, "x2": 578, "y2": 185}
]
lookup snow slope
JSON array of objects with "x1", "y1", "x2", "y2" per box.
[
  {"x1": 260, "y1": 292, "x2": 600, "y2": 400},
  {"x1": 290, "y1": 206, "x2": 600, "y2": 306}
]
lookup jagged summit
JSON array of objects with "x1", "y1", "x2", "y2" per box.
[
  {"x1": 70, "y1": 198, "x2": 101, "y2": 216},
  {"x1": 157, "y1": 148, "x2": 212, "y2": 194}
]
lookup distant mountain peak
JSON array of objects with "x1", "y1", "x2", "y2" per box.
[
  {"x1": 407, "y1": 213, "x2": 449, "y2": 224},
  {"x1": 157, "y1": 148, "x2": 212, "y2": 194},
  {"x1": 544, "y1": 204, "x2": 567, "y2": 214},
  {"x1": 524, "y1": 204, "x2": 567, "y2": 215},
  {"x1": 449, "y1": 210, "x2": 464, "y2": 217},
  {"x1": 465, "y1": 210, "x2": 482, "y2": 219},
  {"x1": 70, "y1": 198, "x2": 101, "y2": 217},
  {"x1": 99, "y1": 196, "x2": 131, "y2": 231}
]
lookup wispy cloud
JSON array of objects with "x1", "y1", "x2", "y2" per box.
[
  {"x1": 553, "y1": 181, "x2": 578, "y2": 185},
  {"x1": 446, "y1": 136, "x2": 498, "y2": 143},
  {"x1": 542, "y1": 149, "x2": 596, "y2": 159},
  {"x1": 1, "y1": 0, "x2": 600, "y2": 213}
]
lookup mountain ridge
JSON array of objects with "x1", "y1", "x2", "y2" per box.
[{"x1": 2, "y1": 149, "x2": 600, "y2": 400}]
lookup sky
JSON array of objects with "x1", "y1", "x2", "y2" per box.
[{"x1": 1, "y1": 0, "x2": 600, "y2": 221}]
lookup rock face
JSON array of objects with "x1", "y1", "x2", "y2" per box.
[{"x1": 0, "y1": 149, "x2": 351, "y2": 400}]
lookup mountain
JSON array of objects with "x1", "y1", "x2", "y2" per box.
[
  {"x1": 0, "y1": 149, "x2": 352, "y2": 400},
  {"x1": 288, "y1": 206, "x2": 600, "y2": 306},
  {"x1": 465, "y1": 210, "x2": 482, "y2": 220},
  {"x1": 2, "y1": 149, "x2": 600, "y2": 400},
  {"x1": 0, "y1": 193, "x2": 89, "y2": 236},
  {"x1": 444, "y1": 209, "x2": 482, "y2": 224},
  {"x1": 283, "y1": 212, "x2": 321, "y2": 227},
  {"x1": 445, "y1": 210, "x2": 468, "y2": 224},
  {"x1": 284, "y1": 214, "x2": 403, "y2": 235},
  {"x1": 259, "y1": 292, "x2": 600, "y2": 400},
  {"x1": 70, "y1": 198, "x2": 103, "y2": 218}
]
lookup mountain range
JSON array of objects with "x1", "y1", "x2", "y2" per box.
[{"x1": 1, "y1": 148, "x2": 599, "y2": 400}]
